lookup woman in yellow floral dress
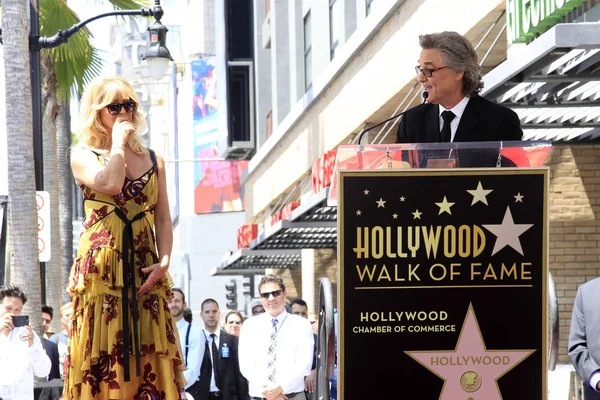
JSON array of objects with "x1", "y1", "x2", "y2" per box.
[{"x1": 65, "y1": 76, "x2": 186, "y2": 400}]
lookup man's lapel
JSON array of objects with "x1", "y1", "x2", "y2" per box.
[
  {"x1": 424, "y1": 104, "x2": 439, "y2": 142},
  {"x1": 454, "y1": 97, "x2": 479, "y2": 142}
]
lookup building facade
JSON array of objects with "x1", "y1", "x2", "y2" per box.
[{"x1": 218, "y1": 0, "x2": 600, "y2": 376}]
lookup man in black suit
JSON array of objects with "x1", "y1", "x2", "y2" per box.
[
  {"x1": 396, "y1": 31, "x2": 523, "y2": 145},
  {"x1": 41, "y1": 305, "x2": 61, "y2": 381},
  {"x1": 198, "y1": 298, "x2": 249, "y2": 400}
]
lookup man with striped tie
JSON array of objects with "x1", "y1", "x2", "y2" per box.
[{"x1": 239, "y1": 275, "x2": 314, "y2": 400}]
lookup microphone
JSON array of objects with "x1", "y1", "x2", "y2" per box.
[{"x1": 358, "y1": 91, "x2": 429, "y2": 147}]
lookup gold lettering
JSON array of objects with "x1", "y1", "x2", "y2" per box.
[
  {"x1": 430, "y1": 264, "x2": 446, "y2": 281},
  {"x1": 356, "y1": 265, "x2": 376, "y2": 282},
  {"x1": 408, "y1": 227, "x2": 420, "y2": 257},
  {"x1": 385, "y1": 227, "x2": 396, "y2": 258},
  {"x1": 422, "y1": 226, "x2": 441, "y2": 259},
  {"x1": 470, "y1": 263, "x2": 482, "y2": 280},
  {"x1": 354, "y1": 227, "x2": 368, "y2": 258},
  {"x1": 377, "y1": 265, "x2": 391, "y2": 281},
  {"x1": 372, "y1": 226, "x2": 384, "y2": 259},
  {"x1": 483, "y1": 263, "x2": 499, "y2": 280},
  {"x1": 521, "y1": 262, "x2": 532, "y2": 280},
  {"x1": 443, "y1": 226, "x2": 456, "y2": 258}
]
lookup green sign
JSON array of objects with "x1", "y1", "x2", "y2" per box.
[{"x1": 507, "y1": 0, "x2": 585, "y2": 43}]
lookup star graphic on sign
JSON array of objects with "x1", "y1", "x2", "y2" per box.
[
  {"x1": 392, "y1": 213, "x2": 398, "y2": 219},
  {"x1": 514, "y1": 193, "x2": 524, "y2": 202},
  {"x1": 376, "y1": 198, "x2": 386, "y2": 208},
  {"x1": 356, "y1": 210, "x2": 362, "y2": 216},
  {"x1": 364, "y1": 189, "x2": 370, "y2": 195},
  {"x1": 482, "y1": 206, "x2": 533, "y2": 256},
  {"x1": 467, "y1": 182, "x2": 493, "y2": 205},
  {"x1": 435, "y1": 196, "x2": 455, "y2": 215},
  {"x1": 405, "y1": 305, "x2": 534, "y2": 400},
  {"x1": 412, "y1": 209, "x2": 422, "y2": 219},
  {"x1": 400, "y1": 196, "x2": 406, "y2": 202}
]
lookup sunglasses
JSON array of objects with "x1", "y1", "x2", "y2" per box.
[
  {"x1": 227, "y1": 320, "x2": 242, "y2": 325},
  {"x1": 106, "y1": 100, "x2": 137, "y2": 115},
  {"x1": 252, "y1": 309, "x2": 265, "y2": 316},
  {"x1": 259, "y1": 289, "x2": 283, "y2": 299},
  {"x1": 415, "y1": 65, "x2": 449, "y2": 77}
]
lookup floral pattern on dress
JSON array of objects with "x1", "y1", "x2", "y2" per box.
[{"x1": 64, "y1": 151, "x2": 185, "y2": 400}]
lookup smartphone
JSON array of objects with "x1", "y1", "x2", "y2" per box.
[{"x1": 12, "y1": 315, "x2": 29, "y2": 328}]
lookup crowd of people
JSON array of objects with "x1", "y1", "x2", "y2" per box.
[{"x1": 0, "y1": 274, "x2": 332, "y2": 400}]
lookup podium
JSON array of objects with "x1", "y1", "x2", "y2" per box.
[{"x1": 333, "y1": 141, "x2": 551, "y2": 400}]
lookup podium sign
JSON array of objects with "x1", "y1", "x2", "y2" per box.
[{"x1": 338, "y1": 168, "x2": 548, "y2": 400}]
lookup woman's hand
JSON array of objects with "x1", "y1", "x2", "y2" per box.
[
  {"x1": 112, "y1": 118, "x2": 135, "y2": 148},
  {"x1": 138, "y1": 262, "x2": 168, "y2": 295}
]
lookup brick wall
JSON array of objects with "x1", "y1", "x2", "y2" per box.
[{"x1": 548, "y1": 144, "x2": 600, "y2": 365}]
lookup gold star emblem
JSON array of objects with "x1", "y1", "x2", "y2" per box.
[
  {"x1": 392, "y1": 213, "x2": 398, "y2": 219},
  {"x1": 412, "y1": 209, "x2": 422, "y2": 219},
  {"x1": 364, "y1": 189, "x2": 370, "y2": 195},
  {"x1": 400, "y1": 196, "x2": 406, "y2": 202},
  {"x1": 356, "y1": 210, "x2": 362, "y2": 216},
  {"x1": 435, "y1": 196, "x2": 455, "y2": 215},
  {"x1": 467, "y1": 181, "x2": 493, "y2": 206},
  {"x1": 376, "y1": 198, "x2": 386, "y2": 208}
]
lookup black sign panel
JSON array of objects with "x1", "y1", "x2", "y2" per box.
[{"x1": 338, "y1": 169, "x2": 548, "y2": 400}]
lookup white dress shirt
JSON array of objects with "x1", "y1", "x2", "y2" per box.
[
  {"x1": 239, "y1": 311, "x2": 314, "y2": 397},
  {"x1": 0, "y1": 327, "x2": 52, "y2": 400},
  {"x1": 176, "y1": 318, "x2": 203, "y2": 389},
  {"x1": 438, "y1": 96, "x2": 470, "y2": 142},
  {"x1": 202, "y1": 329, "x2": 220, "y2": 392}
]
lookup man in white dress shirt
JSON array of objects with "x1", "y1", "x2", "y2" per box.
[
  {"x1": 0, "y1": 285, "x2": 52, "y2": 400},
  {"x1": 169, "y1": 288, "x2": 203, "y2": 399},
  {"x1": 239, "y1": 275, "x2": 314, "y2": 400}
]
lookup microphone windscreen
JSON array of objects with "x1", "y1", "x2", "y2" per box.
[{"x1": 422, "y1": 91, "x2": 429, "y2": 102}]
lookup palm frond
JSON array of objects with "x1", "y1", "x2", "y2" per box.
[{"x1": 40, "y1": 0, "x2": 148, "y2": 101}]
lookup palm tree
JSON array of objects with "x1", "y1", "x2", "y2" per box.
[{"x1": 1, "y1": 0, "x2": 43, "y2": 329}]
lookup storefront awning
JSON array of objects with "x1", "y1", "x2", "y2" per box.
[
  {"x1": 483, "y1": 23, "x2": 600, "y2": 142},
  {"x1": 213, "y1": 189, "x2": 337, "y2": 275}
]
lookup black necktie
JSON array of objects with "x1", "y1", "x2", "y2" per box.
[
  {"x1": 210, "y1": 333, "x2": 221, "y2": 388},
  {"x1": 440, "y1": 110, "x2": 455, "y2": 142}
]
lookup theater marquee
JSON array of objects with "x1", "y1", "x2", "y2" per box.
[{"x1": 338, "y1": 168, "x2": 548, "y2": 400}]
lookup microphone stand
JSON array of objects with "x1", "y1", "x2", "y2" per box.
[{"x1": 357, "y1": 91, "x2": 429, "y2": 151}]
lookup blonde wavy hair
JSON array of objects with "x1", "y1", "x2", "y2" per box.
[{"x1": 76, "y1": 76, "x2": 147, "y2": 155}]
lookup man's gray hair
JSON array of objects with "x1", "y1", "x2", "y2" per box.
[{"x1": 419, "y1": 32, "x2": 484, "y2": 97}]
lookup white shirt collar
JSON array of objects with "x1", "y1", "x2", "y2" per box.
[
  {"x1": 175, "y1": 318, "x2": 188, "y2": 330},
  {"x1": 438, "y1": 96, "x2": 469, "y2": 119},
  {"x1": 203, "y1": 328, "x2": 220, "y2": 340}
]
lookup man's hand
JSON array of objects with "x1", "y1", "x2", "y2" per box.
[
  {"x1": 305, "y1": 369, "x2": 316, "y2": 393},
  {"x1": 262, "y1": 383, "x2": 287, "y2": 400},
  {"x1": 19, "y1": 325, "x2": 35, "y2": 347},
  {"x1": 0, "y1": 313, "x2": 13, "y2": 335}
]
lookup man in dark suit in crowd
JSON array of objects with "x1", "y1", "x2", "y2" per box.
[
  {"x1": 41, "y1": 305, "x2": 61, "y2": 381},
  {"x1": 569, "y1": 278, "x2": 600, "y2": 399},
  {"x1": 198, "y1": 298, "x2": 249, "y2": 400},
  {"x1": 396, "y1": 31, "x2": 523, "y2": 145}
]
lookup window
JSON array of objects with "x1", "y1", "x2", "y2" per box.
[
  {"x1": 304, "y1": 11, "x2": 312, "y2": 91},
  {"x1": 329, "y1": 0, "x2": 341, "y2": 60}
]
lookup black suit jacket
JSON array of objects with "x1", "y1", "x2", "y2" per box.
[
  {"x1": 43, "y1": 338, "x2": 61, "y2": 381},
  {"x1": 198, "y1": 330, "x2": 250, "y2": 400},
  {"x1": 396, "y1": 95, "x2": 523, "y2": 144}
]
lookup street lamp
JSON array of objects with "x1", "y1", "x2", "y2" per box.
[{"x1": 33, "y1": 0, "x2": 172, "y2": 77}]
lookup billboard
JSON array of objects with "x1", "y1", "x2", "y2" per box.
[{"x1": 192, "y1": 58, "x2": 248, "y2": 214}]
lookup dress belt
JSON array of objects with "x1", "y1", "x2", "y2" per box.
[{"x1": 113, "y1": 207, "x2": 149, "y2": 382}]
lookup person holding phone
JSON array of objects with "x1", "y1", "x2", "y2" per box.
[
  {"x1": 0, "y1": 285, "x2": 52, "y2": 399},
  {"x1": 65, "y1": 76, "x2": 186, "y2": 400}
]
